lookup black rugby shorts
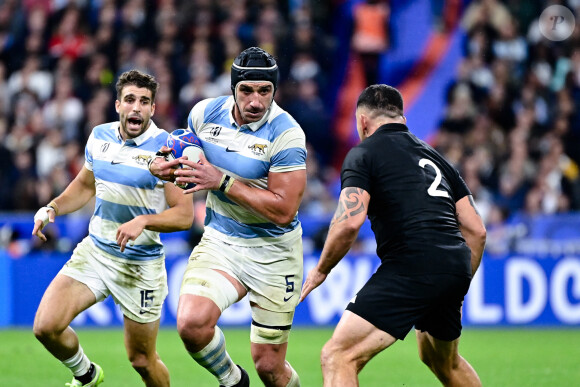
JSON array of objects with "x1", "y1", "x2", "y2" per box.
[{"x1": 346, "y1": 264, "x2": 471, "y2": 341}]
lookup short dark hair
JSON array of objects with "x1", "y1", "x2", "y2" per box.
[
  {"x1": 357, "y1": 84, "x2": 404, "y2": 117},
  {"x1": 115, "y1": 70, "x2": 159, "y2": 101}
]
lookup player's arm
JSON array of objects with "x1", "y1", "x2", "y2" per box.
[
  {"x1": 32, "y1": 166, "x2": 96, "y2": 241},
  {"x1": 456, "y1": 195, "x2": 486, "y2": 276},
  {"x1": 116, "y1": 182, "x2": 194, "y2": 252},
  {"x1": 223, "y1": 168, "x2": 306, "y2": 227},
  {"x1": 300, "y1": 187, "x2": 370, "y2": 302},
  {"x1": 176, "y1": 153, "x2": 306, "y2": 227}
]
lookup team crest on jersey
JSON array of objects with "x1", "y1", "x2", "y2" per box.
[
  {"x1": 133, "y1": 154, "x2": 152, "y2": 166},
  {"x1": 248, "y1": 143, "x2": 267, "y2": 155},
  {"x1": 210, "y1": 126, "x2": 222, "y2": 137}
]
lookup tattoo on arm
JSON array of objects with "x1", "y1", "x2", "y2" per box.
[{"x1": 331, "y1": 187, "x2": 366, "y2": 227}]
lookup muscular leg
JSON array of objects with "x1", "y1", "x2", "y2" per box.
[
  {"x1": 177, "y1": 294, "x2": 222, "y2": 352},
  {"x1": 321, "y1": 311, "x2": 396, "y2": 387},
  {"x1": 416, "y1": 330, "x2": 482, "y2": 387},
  {"x1": 249, "y1": 304, "x2": 299, "y2": 387},
  {"x1": 251, "y1": 342, "x2": 296, "y2": 387},
  {"x1": 177, "y1": 269, "x2": 246, "y2": 386},
  {"x1": 33, "y1": 274, "x2": 97, "y2": 360},
  {"x1": 124, "y1": 317, "x2": 169, "y2": 387}
]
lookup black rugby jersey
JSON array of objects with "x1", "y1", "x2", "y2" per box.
[{"x1": 341, "y1": 123, "x2": 472, "y2": 276}]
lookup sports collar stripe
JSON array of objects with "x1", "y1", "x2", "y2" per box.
[{"x1": 232, "y1": 63, "x2": 278, "y2": 70}]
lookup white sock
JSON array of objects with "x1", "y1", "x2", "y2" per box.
[
  {"x1": 188, "y1": 326, "x2": 241, "y2": 386},
  {"x1": 286, "y1": 361, "x2": 300, "y2": 387},
  {"x1": 61, "y1": 346, "x2": 92, "y2": 377}
]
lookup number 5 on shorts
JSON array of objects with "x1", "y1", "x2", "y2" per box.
[{"x1": 284, "y1": 275, "x2": 294, "y2": 302}]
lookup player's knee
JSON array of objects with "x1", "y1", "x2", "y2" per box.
[
  {"x1": 129, "y1": 351, "x2": 161, "y2": 379},
  {"x1": 321, "y1": 340, "x2": 341, "y2": 369},
  {"x1": 177, "y1": 317, "x2": 216, "y2": 352},
  {"x1": 32, "y1": 318, "x2": 65, "y2": 343},
  {"x1": 253, "y1": 356, "x2": 280, "y2": 380},
  {"x1": 129, "y1": 351, "x2": 149, "y2": 371}
]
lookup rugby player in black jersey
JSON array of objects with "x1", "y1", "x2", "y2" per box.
[{"x1": 300, "y1": 84, "x2": 486, "y2": 386}]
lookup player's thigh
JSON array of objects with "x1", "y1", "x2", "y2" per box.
[
  {"x1": 245, "y1": 239, "x2": 303, "y2": 347},
  {"x1": 177, "y1": 293, "x2": 222, "y2": 328},
  {"x1": 416, "y1": 329, "x2": 460, "y2": 366},
  {"x1": 123, "y1": 316, "x2": 161, "y2": 358},
  {"x1": 180, "y1": 237, "x2": 246, "y2": 312},
  {"x1": 35, "y1": 273, "x2": 97, "y2": 329},
  {"x1": 100, "y1": 256, "x2": 168, "y2": 324},
  {"x1": 327, "y1": 310, "x2": 397, "y2": 362},
  {"x1": 243, "y1": 236, "x2": 303, "y2": 314},
  {"x1": 35, "y1": 239, "x2": 105, "y2": 328}
]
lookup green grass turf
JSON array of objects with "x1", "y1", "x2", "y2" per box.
[{"x1": 1, "y1": 327, "x2": 579, "y2": 386}]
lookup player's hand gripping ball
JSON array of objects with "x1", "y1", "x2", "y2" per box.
[{"x1": 166, "y1": 129, "x2": 205, "y2": 189}]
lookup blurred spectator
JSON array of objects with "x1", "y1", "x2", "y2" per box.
[
  {"x1": 285, "y1": 78, "x2": 333, "y2": 166},
  {"x1": 0, "y1": 118, "x2": 14, "y2": 208},
  {"x1": 350, "y1": 0, "x2": 390, "y2": 85},
  {"x1": 42, "y1": 75, "x2": 84, "y2": 141},
  {"x1": 36, "y1": 129, "x2": 65, "y2": 178},
  {"x1": 299, "y1": 144, "x2": 337, "y2": 217},
  {"x1": 461, "y1": 0, "x2": 511, "y2": 34},
  {"x1": 48, "y1": 7, "x2": 90, "y2": 63},
  {"x1": 7, "y1": 55, "x2": 52, "y2": 102}
]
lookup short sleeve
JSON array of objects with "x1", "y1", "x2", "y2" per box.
[
  {"x1": 341, "y1": 146, "x2": 372, "y2": 193},
  {"x1": 84, "y1": 130, "x2": 95, "y2": 171},
  {"x1": 449, "y1": 168, "x2": 471, "y2": 202},
  {"x1": 269, "y1": 128, "x2": 306, "y2": 173}
]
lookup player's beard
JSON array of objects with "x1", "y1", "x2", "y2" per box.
[{"x1": 120, "y1": 115, "x2": 149, "y2": 139}]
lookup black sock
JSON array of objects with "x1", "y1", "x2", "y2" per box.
[{"x1": 75, "y1": 363, "x2": 95, "y2": 385}]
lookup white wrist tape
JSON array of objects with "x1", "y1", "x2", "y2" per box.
[{"x1": 33, "y1": 207, "x2": 52, "y2": 228}]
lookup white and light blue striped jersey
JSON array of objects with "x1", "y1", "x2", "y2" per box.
[
  {"x1": 187, "y1": 96, "x2": 306, "y2": 246},
  {"x1": 84, "y1": 121, "x2": 169, "y2": 261}
]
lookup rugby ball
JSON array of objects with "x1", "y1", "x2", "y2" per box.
[{"x1": 166, "y1": 129, "x2": 204, "y2": 189}]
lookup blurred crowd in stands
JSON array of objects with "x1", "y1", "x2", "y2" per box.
[
  {"x1": 434, "y1": 0, "x2": 580, "y2": 227},
  {"x1": 2, "y1": 0, "x2": 580, "y2": 256}
]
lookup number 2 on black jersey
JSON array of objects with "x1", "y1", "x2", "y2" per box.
[{"x1": 419, "y1": 158, "x2": 449, "y2": 198}]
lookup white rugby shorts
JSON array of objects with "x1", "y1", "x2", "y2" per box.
[
  {"x1": 59, "y1": 237, "x2": 168, "y2": 323},
  {"x1": 181, "y1": 233, "x2": 303, "y2": 314}
]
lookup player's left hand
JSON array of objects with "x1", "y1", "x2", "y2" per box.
[
  {"x1": 116, "y1": 217, "x2": 146, "y2": 252},
  {"x1": 149, "y1": 146, "x2": 181, "y2": 182},
  {"x1": 175, "y1": 153, "x2": 223, "y2": 194},
  {"x1": 299, "y1": 268, "x2": 328, "y2": 302},
  {"x1": 32, "y1": 206, "x2": 57, "y2": 242}
]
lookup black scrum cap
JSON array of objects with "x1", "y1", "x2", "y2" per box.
[{"x1": 231, "y1": 47, "x2": 279, "y2": 95}]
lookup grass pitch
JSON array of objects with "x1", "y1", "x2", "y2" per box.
[{"x1": 1, "y1": 327, "x2": 579, "y2": 386}]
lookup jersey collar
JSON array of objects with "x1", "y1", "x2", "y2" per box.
[
  {"x1": 115, "y1": 120, "x2": 159, "y2": 146},
  {"x1": 377, "y1": 123, "x2": 409, "y2": 133}
]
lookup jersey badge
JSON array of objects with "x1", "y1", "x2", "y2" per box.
[{"x1": 248, "y1": 143, "x2": 267, "y2": 155}]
